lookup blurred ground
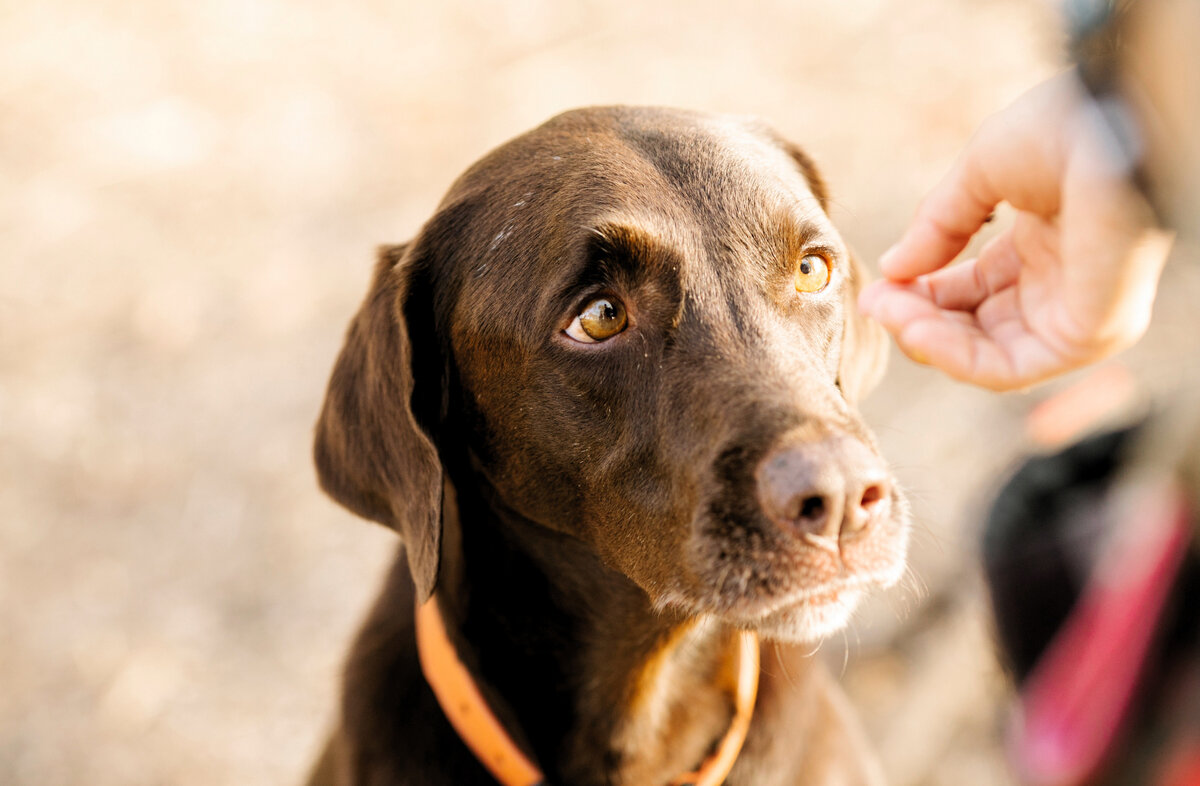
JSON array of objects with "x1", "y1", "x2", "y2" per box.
[{"x1": 3, "y1": 1, "x2": 1199, "y2": 784}]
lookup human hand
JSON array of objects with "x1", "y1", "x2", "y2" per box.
[{"x1": 858, "y1": 75, "x2": 1173, "y2": 391}]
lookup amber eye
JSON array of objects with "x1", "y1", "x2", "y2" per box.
[
  {"x1": 795, "y1": 253, "x2": 831, "y2": 293},
  {"x1": 565, "y1": 297, "x2": 628, "y2": 343}
]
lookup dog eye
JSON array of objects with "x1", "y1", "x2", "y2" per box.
[
  {"x1": 795, "y1": 253, "x2": 831, "y2": 294},
  {"x1": 565, "y1": 297, "x2": 628, "y2": 343}
]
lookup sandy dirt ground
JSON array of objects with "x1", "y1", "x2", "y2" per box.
[{"x1": 4, "y1": 1, "x2": 1199, "y2": 784}]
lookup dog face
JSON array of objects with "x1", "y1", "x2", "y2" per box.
[{"x1": 316, "y1": 107, "x2": 909, "y2": 643}]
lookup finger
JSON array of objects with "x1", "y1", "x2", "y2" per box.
[
  {"x1": 902, "y1": 300, "x2": 1089, "y2": 391},
  {"x1": 865, "y1": 286, "x2": 1017, "y2": 387},
  {"x1": 896, "y1": 317, "x2": 1022, "y2": 390},
  {"x1": 917, "y1": 232, "x2": 1022, "y2": 312},
  {"x1": 856, "y1": 279, "x2": 886, "y2": 314},
  {"x1": 975, "y1": 282, "x2": 1024, "y2": 337},
  {"x1": 866, "y1": 281, "x2": 1065, "y2": 390},
  {"x1": 862, "y1": 279, "x2": 985, "y2": 328},
  {"x1": 880, "y1": 77, "x2": 1078, "y2": 282},
  {"x1": 860, "y1": 282, "x2": 977, "y2": 334},
  {"x1": 857, "y1": 279, "x2": 916, "y2": 315},
  {"x1": 868, "y1": 284, "x2": 1065, "y2": 391},
  {"x1": 879, "y1": 148, "x2": 1003, "y2": 281},
  {"x1": 858, "y1": 281, "x2": 938, "y2": 328}
]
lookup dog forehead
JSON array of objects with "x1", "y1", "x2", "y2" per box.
[
  {"x1": 612, "y1": 109, "x2": 814, "y2": 197},
  {"x1": 449, "y1": 107, "x2": 821, "y2": 217},
  {"x1": 460, "y1": 109, "x2": 826, "y2": 252},
  {"x1": 439, "y1": 108, "x2": 837, "y2": 338}
]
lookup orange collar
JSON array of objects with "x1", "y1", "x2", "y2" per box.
[{"x1": 415, "y1": 595, "x2": 760, "y2": 786}]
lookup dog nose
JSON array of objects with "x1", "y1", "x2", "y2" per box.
[{"x1": 755, "y1": 435, "x2": 891, "y2": 547}]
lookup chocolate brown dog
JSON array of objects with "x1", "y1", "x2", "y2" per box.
[{"x1": 308, "y1": 107, "x2": 909, "y2": 786}]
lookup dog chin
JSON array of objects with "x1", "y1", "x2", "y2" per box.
[{"x1": 744, "y1": 586, "x2": 867, "y2": 643}]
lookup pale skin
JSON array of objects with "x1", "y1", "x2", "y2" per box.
[{"x1": 858, "y1": 74, "x2": 1174, "y2": 391}]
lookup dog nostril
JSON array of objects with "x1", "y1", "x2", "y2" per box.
[
  {"x1": 845, "y1": 483, "x2": 888, "y2": 535},
  {"x1": 860, "y1": 484, "x2": 885, "y2": 509},
  {"x1": 798, "y1": 495, "x2": 826, "y2": 522}
]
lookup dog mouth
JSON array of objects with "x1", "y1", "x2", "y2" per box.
[
  {"x1": 791, "y1": 584, "x2": 854, "y2": 607},
  {"x1": 750, "y1": 587, "x2": 867, "y2": 643},
  {"x1": 729, "y1": 567, "x2": 904, "y2": 643},
  {"x1": 667, "y1": 503, "x2": 911, "y2": 643},
  {"x1": 652, "y1": 543, "x2": 908, "y2": 643},
  {"x1": 742, "y1": 563, "x2": 895, "y2": 613}
]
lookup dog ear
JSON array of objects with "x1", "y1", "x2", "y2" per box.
[
  {"x1": 314, "y1": 243, "x2": 444, "y2": 602},
  {"x1": 778, "y1": 139, "x2": 831, "y2": 212},
  {"x1": 837, "y1": 250, "x2": 889, "y2": 402},
  {"x1": 777, "y1": 138, "x2": 888, "y2": 402}
]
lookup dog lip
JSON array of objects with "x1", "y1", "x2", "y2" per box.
[
  {"x1": 801, "y1": 586, "x2": 846, "y2": 605},
  {"x1": 766, "y1": 578, "x2": 865, "y2": 609},
  {"x1": 729, "y1": 571, "x2": 889, "y2": 623}
]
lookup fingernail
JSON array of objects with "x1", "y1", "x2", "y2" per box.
[{"x1": 901, "y1": 340, "x2": 930, "y2": 365}]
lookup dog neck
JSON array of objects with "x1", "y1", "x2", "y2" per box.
[{"x1": 434, "y1": 477, "x2": 755, "y2": 786}]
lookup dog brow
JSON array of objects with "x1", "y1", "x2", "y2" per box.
[
  {"x1": 579, "y1": 221, "x2": 683, "y2": 284},
  {"x1": 770, "y1": 202, "x2": 828, "y2": 255}
]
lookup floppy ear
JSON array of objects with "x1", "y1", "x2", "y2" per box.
[
  {"x1": 777, "y1": 138, "x2": 831, "y2": 212},
  {"x1": 314, "y1": 244, "x2": 444, "y2": 602},
  {"x1": 837, "y1": 250, "x2": 889, "y2": 403}
]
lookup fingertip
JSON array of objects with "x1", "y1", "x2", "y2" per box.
[
  {"x1": 878, "y1": 223, "x2": 959, "y2": 281},
  {"x1": 878, "y1": 227, "x2": 947, "y2": 282},
  {"x1": 877, "y1": 242, "x2": 905, "y2": 279}
]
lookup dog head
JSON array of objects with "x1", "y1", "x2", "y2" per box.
[{"x1": 315, "y1": 107, "x2": 908, "y2": 643}]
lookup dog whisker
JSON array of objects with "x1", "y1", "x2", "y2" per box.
[
  {"x1": 839, "y1": 627, "x2": 851, "y2": 679},
  {"x1": 773, "y1": 641, "x2": 801, "y2": 692}
]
